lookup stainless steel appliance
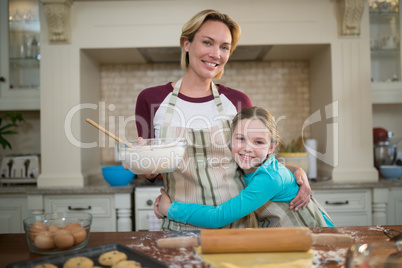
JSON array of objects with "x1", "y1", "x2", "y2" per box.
[{"x1": 0, "y1": 154, "x2": 40, "y2": 185}]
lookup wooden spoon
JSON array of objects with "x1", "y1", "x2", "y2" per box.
[{"x1": 85, "y1": 118, "x2": 134, "y2": 148}]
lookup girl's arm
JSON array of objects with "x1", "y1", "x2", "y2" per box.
[
  {"x1": 286, "y1": 165, "x2": 311, "y2": 211},
  {"x1": 161, "y1": 172, "x2": 282, "y2": 228}
]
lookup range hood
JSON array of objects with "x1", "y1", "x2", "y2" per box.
[
  {"x1": 137, "y1": 45, "x2": 272, "y2": 63},
  {"x1": 84, "y1": 44, "x2": 323, "y2": 64}
]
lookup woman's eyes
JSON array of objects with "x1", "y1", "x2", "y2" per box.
[{"x1": 202, "y1": 41, "x2": 230, "y2": 51}]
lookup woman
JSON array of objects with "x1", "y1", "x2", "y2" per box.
[{"x1": 135, "y1": 9, "x2": 311, "y2": 230}]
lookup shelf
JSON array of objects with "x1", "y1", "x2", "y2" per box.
[
  {"x1": 372, "y1": 81, "x2": 402, "y2": 104},
  {"x1": 370, "y1": 11, "x2": 399, "y2": 23}
]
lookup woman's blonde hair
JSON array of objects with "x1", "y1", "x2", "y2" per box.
[{"x1": 180, "y1": 9, "x2": 241, "y2": 79}]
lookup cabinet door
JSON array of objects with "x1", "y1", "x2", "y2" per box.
[
  {"x1": 44, "y1": 195, "x2": 116, "y2": 232},
  {"x1": 0, "y1": 0, "x2": 40, "y2": 110},
  {"x1": 135, "y1": 187, "x2": 162, "y2": 231},
  {"x1": 313, "y1": 189, "x2": 372, "y2": 226},
  {"x1": 388, "y1": 187, "x2": 402, "y2": 224},
  {"x1": 0, "y1": 195, "x2": 28, "y2": 233}
]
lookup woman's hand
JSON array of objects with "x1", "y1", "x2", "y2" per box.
[
  {"x1": 286, "y1": 165, "x2": 311, "y2": 211},
  {"x1": 153, "y1": 194, "x2": 164, "y2": 219},
  {"x1": 158, "y1": 188, "x2": 172, "y2": 218}
]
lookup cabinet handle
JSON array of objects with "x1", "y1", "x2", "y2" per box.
[
  {"x1": 68, "y1": 206, "x2": 92, "y2": 211},
  {"x1": 0, "y1": 77, "x2": 5, "y2": 82},
  {"x1": 325, "y1": 200, "x2": 349, "y2": 206},
  {"x1": 146, "y1": 200, "x2": 153, "y2": 206}
]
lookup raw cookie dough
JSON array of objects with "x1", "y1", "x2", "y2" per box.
[
  {"x1": 98, "y1": 250, "x2": 128, "y2": 266},
  {"x1": 195, "y1": 247, "x2": 313, "y2": 268},
  {"x1": 63, "y1": 256, "x2": 94, "y2": 268},
  {"x1": 112, "y1": 260, "x2": 142, "y2": 268}
]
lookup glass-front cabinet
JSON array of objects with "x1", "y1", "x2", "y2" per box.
[
  {"x1": 0, "y1": 0, "x2": 40, "y2": 110},
  {"x1": 369, "y1": 0, "x2": 402, "y2": 103}
]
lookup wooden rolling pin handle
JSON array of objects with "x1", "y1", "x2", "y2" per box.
[
  {"x1": 157, "y1": 236, "x2": 199, "y2": 249},
  {"x1": 311, "y1": 233, "x2": 353, "y2": 246}
]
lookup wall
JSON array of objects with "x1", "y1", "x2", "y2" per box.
[
  {"x1": 99, "y1": 61, "x2": 311, "y2": 163},
  {"x1": 0, "y1": 111, "x2": 40, "y2": 156},
  {"x1": 38, "y1": 0, "x2": 378, "y2": 187}
]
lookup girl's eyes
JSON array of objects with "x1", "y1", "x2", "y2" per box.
[{"x1": 236, "y1": 137, "x2": 245, "y2": 141}]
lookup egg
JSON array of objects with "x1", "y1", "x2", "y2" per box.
[
  {"x1": 29, "y1": 221, "x2": 48, "y2": 240},
  {"x1": 72, "y1": 228, "x2": 87, "y2": 245},
  {"x1": 63, "y1": 223, "x2": 81, "y2": 231},
  {"x1": 34, "y1": 232, "x2": 55, "y2": 250},
  {"x1": 63, "y1": 223, "x2": 87, "y2": 245},
  {"x1": 54, "y1": 230, "x2": 74, "y2": 249},
  {"x1": 48, "y1": 225, "x2": 60, "y2": 233}
]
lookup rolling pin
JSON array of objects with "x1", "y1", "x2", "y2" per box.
[{"x1": 157, "y1": 227, "x2": 353, "y2": 254}]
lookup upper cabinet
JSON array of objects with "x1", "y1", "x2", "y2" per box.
[
  {"x1": 0, "y1": 0, "x2": 40, "y2": 111},
  {"x1": 370, "y1": 0, "x2": 402, "y2": 104}
]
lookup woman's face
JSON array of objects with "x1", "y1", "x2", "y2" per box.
[
  {"x1": 184, "y1": 20, "x2": 232, "y2": 79},
  {"x1": 231, "y1": 119, "x2": 276, "y2": 174}
]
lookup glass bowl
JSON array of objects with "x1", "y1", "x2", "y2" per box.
[
  {"x1": 23, "y1": 212, "x2": 92, "y2": 254},
  {"x1": 117, "y1": 138, "x2": 187, "y2": 174}
]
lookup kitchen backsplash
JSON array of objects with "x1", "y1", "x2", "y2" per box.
[{"x1": 100, "y1": 60, "x2": 311, "y2": 163}]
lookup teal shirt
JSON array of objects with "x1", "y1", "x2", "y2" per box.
[{"x1": 168, "y1": 156, "x2": 302, "y2": 228}]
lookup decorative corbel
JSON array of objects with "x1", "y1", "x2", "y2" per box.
[
  {"x1": 41, "y1": 0, "x2": 73, "y2": 43},
  {"x1": 338, "y1": 0, "x2": 365, "y2": 37}
]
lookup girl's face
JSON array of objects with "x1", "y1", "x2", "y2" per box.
[
  {"x1": 184, "y1": 20, "x2": 232, "y2": 79},
  {"x1": 231, "y1": 119, "x2": 276, "y2": 174}
]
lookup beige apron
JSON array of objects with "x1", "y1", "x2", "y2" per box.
[
  {"x1": 255, "y1": 196, "x2": 333, "y2": 227},
  {"x1": 159, "y1": 78, "x2": 248, "y2": 230}
]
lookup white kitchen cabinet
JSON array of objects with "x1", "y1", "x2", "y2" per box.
[
  {"x1": 26, "y1": 193, "x2": 133, "y2": 232},
  {"x1": 387, "y1": 187, "x2": 402, "y2": 224},
  {"x1": 0, "y1": 0, "x2": 40, "y2": 110},
  {"x1": 0, "y1": 195, "x2": 28, "y2": 233},
  {"x1": 44, "y1": 195, "x2": 116, "y2": 232},
  {"x1": 135, "y1": 187, "x2": 162, "y2": 231},
  {"x1": 313, "y1": 189, "x2": 372, "y2": 226}
]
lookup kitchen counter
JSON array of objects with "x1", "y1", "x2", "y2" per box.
[
  {"x1": 1, "y1": 225, "x2": 401, "y2": 268},
  {"x1": 1, "y1": 176, "x2": 401, "y2": 194}
]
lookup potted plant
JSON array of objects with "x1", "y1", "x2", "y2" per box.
[
  {"x1": 0, "y1": 111, "x2": 24, "y2": 150},
  {"x1": 277, "y1": 136, "x2": 309, "y2": 173}
]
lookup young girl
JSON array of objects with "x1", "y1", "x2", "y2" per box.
[{"x1": 157, "y1": 106, "x2": 334, "y2": 228}]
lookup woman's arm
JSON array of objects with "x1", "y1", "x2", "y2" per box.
[
  {"x1": 161, "y1": 173, "x2": 282, "y2": 228},
  {"x1": 286, "y1": 165, "x2": 311, "y2": 211}
]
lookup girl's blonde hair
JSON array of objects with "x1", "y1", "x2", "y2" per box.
[
  {"x1": 180, "y1": 9, "x2": 241, "y2": 79},
  {"x1": 232, "y1": 106, "x2": 281, "y2": 159},
  {"x1": 232, "y1": 106, "x2": 280, "y2": 228}
]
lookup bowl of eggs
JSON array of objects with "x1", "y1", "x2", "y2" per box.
[{"x1": 23, "y1": 212, "x2": 92, "y2": 254}]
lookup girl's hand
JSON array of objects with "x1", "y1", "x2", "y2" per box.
[
  {"x1": 287, "y1": 166, "x2": 311, "y2": 211},
  {"x1": 158, "y1": 188, "x2": 172, "y2": 217}
]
